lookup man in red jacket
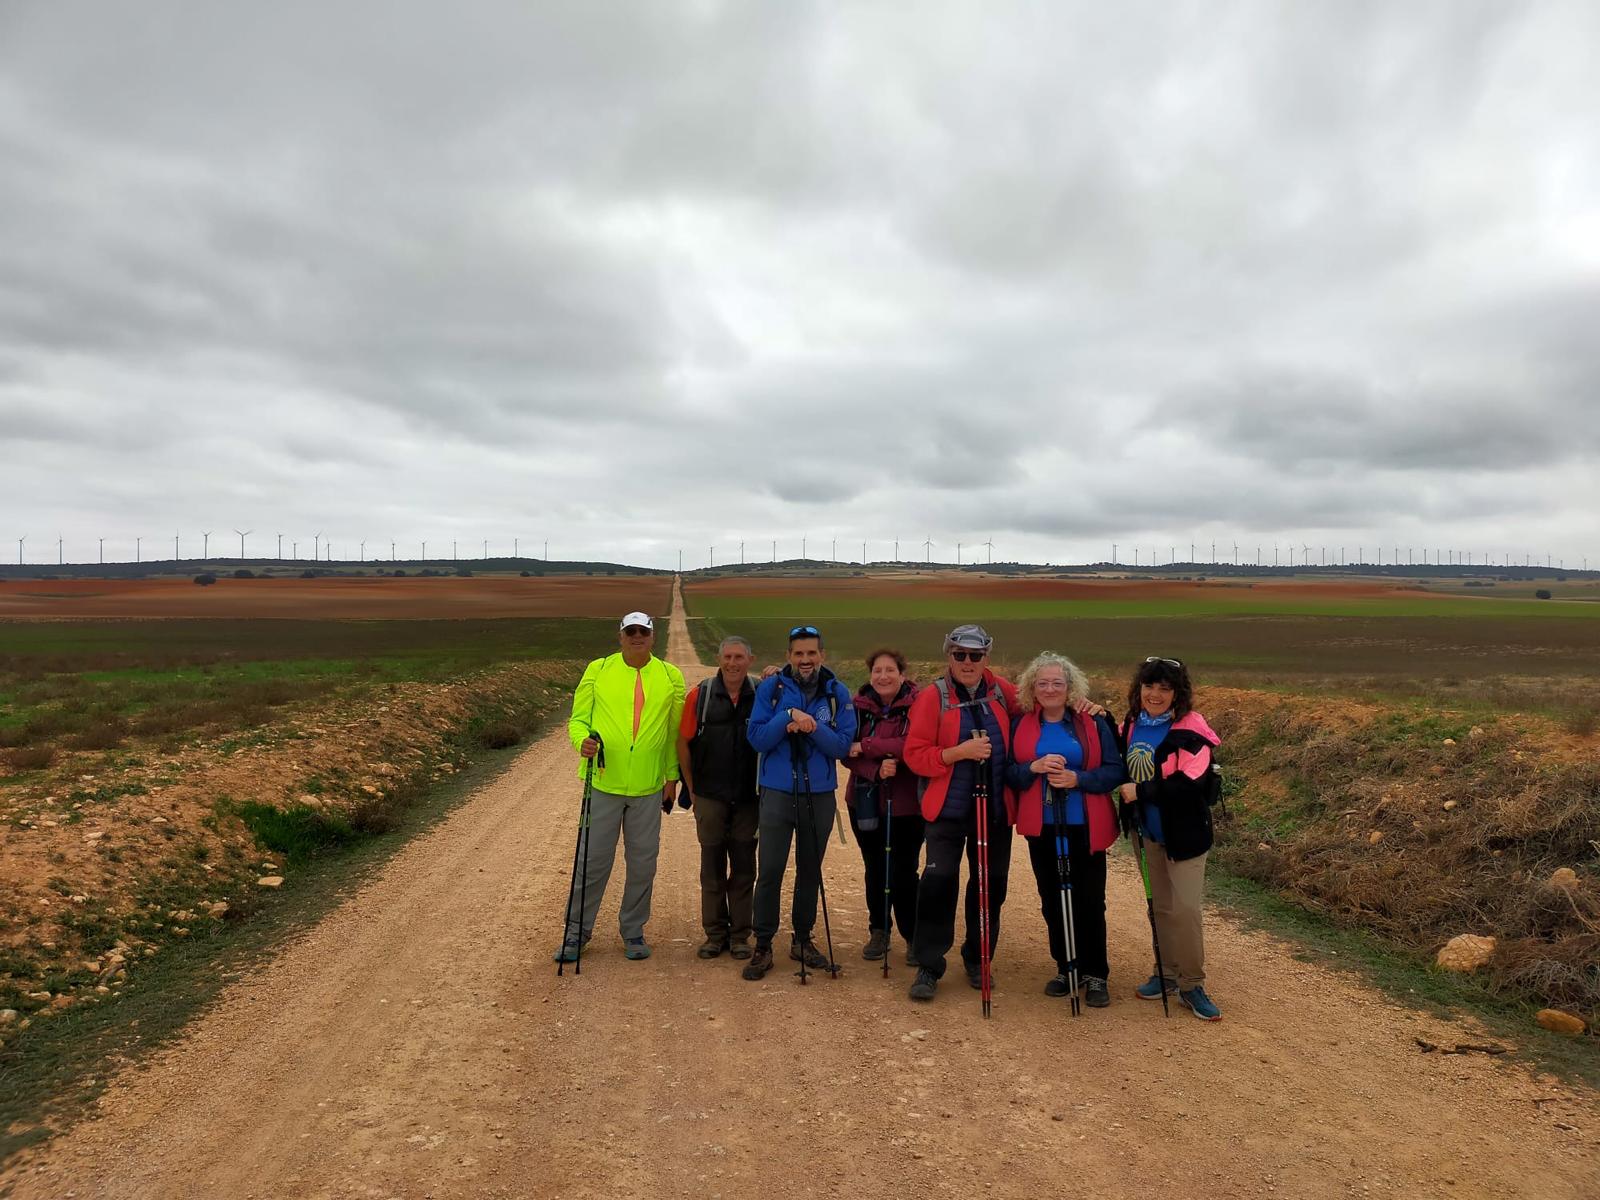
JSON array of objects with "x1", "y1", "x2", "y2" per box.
[{"x1": 901, "y1": 624, "x2": 1020, "y2": 1001}]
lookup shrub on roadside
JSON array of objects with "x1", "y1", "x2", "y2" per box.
[
  {"x1": 4, "y1": 744, "x2": 56, "y2": 771},
  {"x1": 1536, "y1": 589, "x2": 1552, "y2": 600},
  {"x1": 194, "y1": 574, "x2": 218, "y2": 587}
]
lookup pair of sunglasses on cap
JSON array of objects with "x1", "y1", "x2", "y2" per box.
[
  {"x1": 788, "y1": 624, "x2": 821, "y2": 639},
  {"x1": 1144, "y1": 656, "x2": 1183, "y2": 668}
]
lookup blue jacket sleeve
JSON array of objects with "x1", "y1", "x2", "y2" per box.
[
  {"x1": 746, "y1": 676, "x2": 791, "y2": 752},
  {"x1": 1076, "y1": 716, "x2": 1128, "y2": 793},
  {"x1": 806, "y1": 681, "x2": 856, "y2": 760}
]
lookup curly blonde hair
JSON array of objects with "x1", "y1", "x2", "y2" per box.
[{"x1": 1016, "y1": 652, "x2": 1089, "y2": 712}]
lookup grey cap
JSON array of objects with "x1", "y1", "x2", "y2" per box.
[{"x1": 943, "y1": 623, "x2": 993, "y2": 652}]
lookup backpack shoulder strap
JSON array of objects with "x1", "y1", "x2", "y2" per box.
[{"x1": 933, "y1": 676, "x2": 953, "y2": 711}]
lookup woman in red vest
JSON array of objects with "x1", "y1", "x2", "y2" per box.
[{"x1": 1005, "y1": 652, "x2": 1126, "y2": 1007}]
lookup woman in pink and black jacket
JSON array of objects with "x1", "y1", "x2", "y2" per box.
[
  {"x1": 1116, "y1": 655, "x2": 1224, "y2": 1021},
  {"x1": 843, "y1": 648, "x2": 922, "y2": 964},
  {"x1": 1004, "y1": 652, "x2": 1126, "y2": 1008}
]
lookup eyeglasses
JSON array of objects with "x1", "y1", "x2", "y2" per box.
[
  {"x1": 623, "y1": 626, "x2": 651, "y2": 637},
  {"x1": 949, "y1": 650, "x2": 987, "y2": 662},
  {"x1": 1144, "y1": 656, "x2": 1182, "y2": 668},
  {"x1": 788, "y1": 625, "x2": 821, "y2": 639}
]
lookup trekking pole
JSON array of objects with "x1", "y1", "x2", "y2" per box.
[
  {"x1": 1050, "y1": 786, "x2": 1080, "y2": 1016},
  {"x1": 974, "y1": 733, "x2": 993, "y2": 1018},
  {"x1": 796, "y1": 734, "x2": 840, "y2": 979},
  {"x1": 882, "y1": 757, "x2": 894, "y2": 980},
  {"x1": 1132, "y1": 821, "x2": 1171, "y2": 1018},
  {"x1": 559, "y1": 730, "x2": 602, "y2": 977}
]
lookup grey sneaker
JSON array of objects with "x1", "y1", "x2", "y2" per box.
[
  {"x1": 551, "y1": 935, "x2": 590, "y2": 963},
  {"x1": 622, "y1": 937, "x2": 652, "y2": 960},
  {"x1": 908, "y1": 968, "x2": 937, "y2": 1002},
  {"x1": 1084, "y1": 976, "x2": 1111, "y2": 1008}
]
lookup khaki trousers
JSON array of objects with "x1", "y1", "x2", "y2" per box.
[{"x1": 1143, "y1": 840, "x2": 1208, "y2": 989}]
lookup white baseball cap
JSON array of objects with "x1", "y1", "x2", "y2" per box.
[{"x1": 620, "y1": 612, "x2": 654, "y2": 630}]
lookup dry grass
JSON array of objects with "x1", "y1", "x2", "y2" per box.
[{"x1": 1218, "y1": 708, "x2": 1600, "y2": 1024}]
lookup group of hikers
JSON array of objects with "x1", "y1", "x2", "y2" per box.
[{"x1": 556, "y1": 610, "x2": 1225, "y2": 1021}]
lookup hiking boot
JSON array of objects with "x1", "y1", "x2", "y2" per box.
[
  {"x1": 905, "y1": 946, "x2": 920, "y2": 968},
  {"x1": 790, "y1": 938, "x2": 834, "y2": 972},
  {"x1": 1084, "y1": 977, "x2": 1111, "y2": 1008},
  {"x1": 908, "y1": 968, "x2": 938, "y2": 1002},
  {"x1": 697, "y1": 937, "x2": 728, "y2": 959},
  {"x1": 1136, "y1": 974, "x2": 1178, "y2": 1001},
  {"x1": 622, "y1": 937, "x2": 652, "y2": 960},
  {"x1": 964, "y1": 961, "x2": 993, "y2": 990},
  {"x1": 1179, "y1": 985, "x2": 1222, "y2": 1021},
  {"x1": 728, "y1": 940, "x2": 753, "y2": 961},
  {"x1": 862, "y1": 929, "x2": 890, "y2": 961},
  {"x1": 1043, "y1": 973, "x2": 1071, "y2": 997},
  {"x1": 551, "y1": 935, "x2": 590, "y2": 963},
  {"x1": 742, "y1": 945, "x2": 774, "y2": 980}
]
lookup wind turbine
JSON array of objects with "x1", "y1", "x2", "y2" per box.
[
  {"x1": 1302, "y1": 544, "x2": 1311, "y2": 569},
  {"x1": 235, "y1": 529, "x2": 252, "y2": 559},
  {"x1": 98, "y1": 537, "x2": 104, "y2": 564},
  {"x1": 57, "y1": 535, "x2": 63, "y2": 565},
  {"x1": 136, "y1": 536, "x2": 141, "y2": 564},
  {"x1": 173, "y1": 532, "x2": 179, "y2": 561},
  {"x1": 276, "y1": 532, "x2": 284, "y2": 560},
  {"x1": 360, "y1": 541, "x2": 367, "y2": 563},
  {"x1": 1112, "y1": 543, "x2": 1118, "y2": 564},
  {"x1": 957, "y1": 542, "x2": 963, "y2": 565},
  {"x1": 709, "y1": 546, "x2": 715, "y2": 567},
  {"x1": 202, "y1": 531, "x2": 212, "y2": 560},
  {"x1": 313, "y1": 531, "x2": 322, "y2": 561},
  {"x1": 16, "y1": 535, "x2": 24, "y2": 565},
  {"x1": 984, "y1": 539, "x2": 995, "y2": 564},
  {"x1": 923, "y1": 537, "x2": 934, "y2": 563},
  {"x1": 1233, "y1": 541, "x2": 1239, "y2": 565}
]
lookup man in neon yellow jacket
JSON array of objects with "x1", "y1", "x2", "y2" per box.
[{"x1": 556, "y1": 611, "x2": 687, "y2": 962}]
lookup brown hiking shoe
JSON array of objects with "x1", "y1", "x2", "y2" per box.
[
  {"x1": 862, "y1": 929, "x2": 890, "y2": 961},
  {"x1": 742, "y1": 945, "x2": 774, "y2": 980},
  {"x1": 727, "y1": 941, "x2": 753, "y2": 960},
  {"x1": 697, "y1": 937, "x2": 728, "y2": 959},
  {"x1": 790, "y1": 938, "x2": 834, "y2": 972}
]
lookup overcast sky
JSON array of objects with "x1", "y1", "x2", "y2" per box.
[{"x1": 2, "y1": 1, "x2": 1597, "y2": 570}]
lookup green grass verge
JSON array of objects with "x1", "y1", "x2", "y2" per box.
[{"x1": 1206, "y1": 869, "x2": 1600, "y2": 1088}]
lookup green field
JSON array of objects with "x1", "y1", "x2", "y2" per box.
[
  {"x1": 0, "y1": 619, "x2": 617, "y2": 762},
  {"x1": 683, "y1": 584, "x2": 1600, "y2": 715}
]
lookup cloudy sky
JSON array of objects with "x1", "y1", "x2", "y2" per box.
[{"x1": 3, "y1": 1, "x2": 1597, "y2": 570}]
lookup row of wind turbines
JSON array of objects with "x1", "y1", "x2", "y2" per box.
[
  {"x1": 11, "y1": 533, "x2": 551, "y2": 565},
  {"x1": 681, "y1": 537, "x2": 998, "y2": 570}
]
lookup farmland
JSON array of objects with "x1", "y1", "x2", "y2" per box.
[{"x1": 683, "y1": 572, "x2": 1600, "y2": 713}]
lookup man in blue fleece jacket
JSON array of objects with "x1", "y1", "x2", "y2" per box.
[{"x1": 741, "y1": 624, "x2": 857, "y2": 981}]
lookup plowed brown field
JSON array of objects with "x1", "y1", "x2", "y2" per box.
[{"x1": 0, "y1": 576, "x2": 671, "y2": 620}]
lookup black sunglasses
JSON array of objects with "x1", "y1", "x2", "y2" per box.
[
  {"x1": 788, "y1": 625, "x2": 821, "y2": 639},
  {"x1": 1144, "y1": 656, "x2": 1182, "y2": 668},
  {"x1": 623, "y1": 626, "x2": 652, "y2": 636},
  {"x1": 949, "y1": 650, "x2": 987, "y2": 662}
]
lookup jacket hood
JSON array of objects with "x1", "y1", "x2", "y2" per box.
[{"x1": 1172, "y1": 710, "x2": 1221, "y2": 746}]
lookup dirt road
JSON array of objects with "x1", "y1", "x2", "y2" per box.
[{"x1": 7, "y1": 581, "x2": 1596, "y2": 1198}]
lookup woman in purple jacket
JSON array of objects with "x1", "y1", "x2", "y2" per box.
[{"x1": 844, "y1": 648, "x2": 924, "y2": 963}]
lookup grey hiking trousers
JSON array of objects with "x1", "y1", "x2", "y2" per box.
[{"x1": 562, "y1": 786, "x2": 664, "y2": 944}]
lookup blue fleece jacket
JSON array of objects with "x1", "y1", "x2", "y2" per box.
[{"x1": 748, "y1": 666, "x2": 857, "y2": 793}]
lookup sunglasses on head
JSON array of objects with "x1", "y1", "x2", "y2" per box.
[
  {"x1": 949, "y1": 649, "x2": 987, "y2": 662},
  {"x1": 788, "y1": 625, "x2": 821, "y2": 639},
  {"x1": 1144, "y1": 656, "x2": 1182, "y2": 668},
  {"x1": 623, "y1": 625, "x2": 651, "y2": 637}
]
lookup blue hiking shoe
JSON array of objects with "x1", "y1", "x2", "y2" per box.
[
  {"x1": 552, "y1": 936, "x2": 590, "y2": 964},
  {"x1": 1179, "y1": 985, "x2": 1222, "y2": 1021},
  {"x1": 623, "y1": 937, "x2": 652, "y2": 960},
  {"x1": 1136, "y1": 974, "x2": 1177, "y2": 1001}
]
